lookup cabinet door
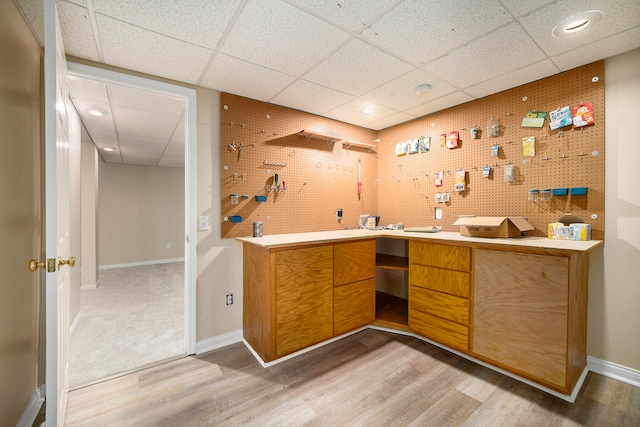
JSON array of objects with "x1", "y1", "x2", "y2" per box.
[
  {"x1": 275, "y1": 246, "x2": 334, "y2": 357},
  {"x1": 473, "y1": 249, "x2": 569, "y2": 388},
  {"x1": 334, "y1": 278, "x2": 375, "y2": 335},
  {"x1": 334, "y1": 240, "x2": 376, "y2": 286}
]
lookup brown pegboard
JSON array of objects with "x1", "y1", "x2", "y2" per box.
[
  {"x1": 221, "y1": 94, "x2": 379, "y2": 238},
  {"x1": 377, "y1": 62, "x2": 605, "y2": 240},
  {"x1": 222, "y1": 62, "x2": 605, "y2": 240}
]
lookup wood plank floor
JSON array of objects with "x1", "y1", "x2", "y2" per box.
[{"x1": 64, "y1": 329, "x2": 640, "y2": 426}]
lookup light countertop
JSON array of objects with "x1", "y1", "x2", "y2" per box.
[{"x1": 236, "y1": 229, "x2": 603, "y2": 253}]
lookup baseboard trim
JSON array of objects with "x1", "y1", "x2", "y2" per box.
[
  {"x1": 587, "y1": 356, "x2": 640, "y2": 388},
  {"x1": 243, "y1": 327, "x2": 368, "y2": 369},
  {"x1": 196, "y1": 329, "x2": 243, "y2": 355},
  {"x1": 99, "y1": 258, "x2": 185, "y2": 270},
  {"x1": 16, "y1": 387, "x2": 44, "y2": 427},
  {"x1": 80, "y1": 281, "x2": 99, "y2": 290},
  {"x1": 70, "y1": 310, "x2": 81, "y2": 338}
]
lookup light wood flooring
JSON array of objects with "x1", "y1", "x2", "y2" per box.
[{"x1": 64, "y1": 329, "x2": 639, "y2": 426}]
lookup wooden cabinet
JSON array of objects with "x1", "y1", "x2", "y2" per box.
[
  {"x1": 333, "y1": 240, "x2": 376, "y2": 335},
  {"x1": 243, "y1": 239, "x2": 374, "y2": 362},
  {"x1": 473, "y1": 248, "x2": 588, "y2": 394},
  {"x1": 275, "y1": 246, "x2": 334, "y2": 357},
  {"x1": 408, "y1": 241, "x2": 471, "y2": 351},
  {"x1": 242, "y1": 233, "x2": 595, "y2": 397}
]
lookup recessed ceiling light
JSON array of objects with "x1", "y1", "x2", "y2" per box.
[
  {"x1": 103, "y1": 147, "x2": 114, "y2": 152},
  {"x1": 360, "y1": 107, "x2": 376, "y2": 115},
  {"x1": 552, "y1": 10, "x2": 603, "y2": 37},
  {"x1": 414, "y1": 84, "x2": 432, "y2": 95},
  {"x1": 89, "y1": 109, "x2": 107, "y2": 117}
]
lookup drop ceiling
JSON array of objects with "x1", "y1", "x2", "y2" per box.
[{"x1": 16, "y1": 0, "x2": 640, "y2": 167}]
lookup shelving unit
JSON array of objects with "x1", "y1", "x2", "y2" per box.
[
  {"x1": 297, "y1": 130, "x2": 343, "y2": 144},
  {"x1": 374, "y1": 242, "x2": 409, "y2": 329},
  {"x1": 343, "y1": 140, "x2": 377, "y2": 152}
]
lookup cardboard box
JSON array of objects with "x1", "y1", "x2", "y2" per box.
[
  {"x1": 571, "y1": 223, "x2": 591, "y2": 241},
  {"x1": 453, "y1": 216, "x2": 534, "y2": 238}
]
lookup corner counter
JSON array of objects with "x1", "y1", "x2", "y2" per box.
[{"x1": 237, "y1": 229, "x2": 602, "y2": 401}]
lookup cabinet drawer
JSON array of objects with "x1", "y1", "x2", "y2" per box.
[
  {"x1": 409, "y1": 286, "x2": 469, "y2": 325},
  {"x1": 409, "y1": 310, "x2": 469, "y2": 351},
  {"x1": 409, "y1": 264, "x2": 470, "y2": 297},
  {"x1": 334, "y1": 240, "x2": 376, "y2": 286},
  {"x1": 409, "y1": 241, "x2": 470, "y2": 272},
  {"x1": 334, "y1": 279, "x2": 375, "y2": 335}
]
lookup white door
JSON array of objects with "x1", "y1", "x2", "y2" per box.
[{"x1": 44, "y1": 1, "x2": 72, "y2": 425}]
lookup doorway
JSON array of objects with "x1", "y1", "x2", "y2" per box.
[{"x1": 66, "y1": 62, "x2": 196, "y2": 387}]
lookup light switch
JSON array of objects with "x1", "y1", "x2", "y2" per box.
[{"x1": 199, "y1": 215, "x2": 210, "y2": 231}]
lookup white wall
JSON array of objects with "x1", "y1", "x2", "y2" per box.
[
  {"x1": 588, "y1": 48, "x2": 640, "y2": 371},
  {"x1": 80, "y1": 137, "x2": 98, "y2": 288},
  {"x1": 194, "y1": 88, "x2": 243, "y2": 341},
  {"x1": 98, "y1": 163, "x2": 185, "y2": 267},
  {"x1": 68, "y1": 103, "x2": 82, "y2": 329}
]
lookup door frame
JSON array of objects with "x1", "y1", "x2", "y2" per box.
[{"x1": 66, "y1": 62, "x2": 197, "y2": 355}]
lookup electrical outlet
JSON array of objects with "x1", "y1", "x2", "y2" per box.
[
  {"x1": 166, "y1": 243, "x2": 172, "y2": 249},
  {"x1": 226, "y1": 294, "x2": 233, "y2": 305},
  {"x1": 336, "y1": 208, "x2": 343, "y2": 220}
]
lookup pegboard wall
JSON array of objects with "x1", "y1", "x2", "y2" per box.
[
  {"x1": 377, "y1": 61, "x2": 605, "y2": 239},
  {"x1": 221, "y1": 61, "x2": 605, "y2": 240},
  {"x1": 221, "y1": 93, "x2": 378, "y2": 238}
]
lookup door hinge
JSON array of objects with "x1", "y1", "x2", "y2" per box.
[{"x1": 47, "y1": 258, "x2": 56, "y2": 272}]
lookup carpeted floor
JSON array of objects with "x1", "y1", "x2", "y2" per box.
[{"x1": 68, "y1": 262, "x2": 185, "y2": 388}]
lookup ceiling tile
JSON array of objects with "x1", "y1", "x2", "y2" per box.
[
  {"x1": 158, "y1": 157, "x2": 185, "y2": 168},
  {"x1": 99, "y1": 150, "x2": 122, "y2": 163},
  {"x1": 120, "y1": 154, "x2": 160, "y2": 167},
  {"x1": 92, "y1": 0, "x2": 241, "y2": 49},
  {"x1": 270, "y1": 79, "x2": 355, "y2": 116},
  {"x1": 423, "y1": 22, "x2": 547, "y2": 88},
  {"x1": 518, "y1": 0, "x2": 640, "y2": 57},
  {"x1": 169, "y1": 118, "x2": 186, "y2": 145},
  {"x1": 200, "y1": 53, "x2": 297, "y2": 102},
  {"x1": 292, "y1": 0, "x2": 397, "y2": 31},
  {"x1": 118, "y1": 136, "x2": 167, "y2": 157},
  {"x1": 108, "y1": 85, "x2": 185, "y2": 117},
  {"x1": 220, "y1": 0, "x2": 351, "y2": 76},
  {"x1": 69, "y1": 77, "x2": 109, "y2": 103},
  {"x1": 365, "y1": 112, "x2": 417, "y2": 131},
  {"x1": 96, "y1": 14, "x2": 213, "y2": 84},
  {"x1": 112, "y1": 106, "x2": 180, "y2": 141},
  {"x1": 360, "y1": 0, "x2": 513, "y2": 65},
  {"x1": 163, "y1": 141, "x2": 185, "y2": 158},
  {"x1": 361, "y1": 69, "x2": 458, "y2": 112},
  {"x1": 323, "y1": 98, "x2": 398, "y2": 128},
  {"x1": 304, "y1": 38, "x2": 413, "y2": 96},
  {"x1": 551, "y1": 27, "x2": 640, "y2": 71},
  {"x1": 405, "y1": 92, "x2": 475, "y2": 118},
  {"x1": 498, "y1": 0, "x2": 553, "y2": 17},
  {"x1": 465, "y1": 60, "x2": 559, "y2": 98},
  {"x1": 58, "y1": 1, "x2": 100, "y2": 61},
  {"x1": 16, "y1": 0, "x2": 44, "y2": 45},
  {"x1": 73, "y1": 99, "x2": 115, "y2": 135},
  {"x1": 90, "y1": 132, "x2": 118, "y2": 147}
]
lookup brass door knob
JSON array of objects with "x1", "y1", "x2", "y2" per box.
[
  {"x1": 29, "y1": 259, "x2": 46, "y2": 272},
  {"x1": 58, "y1": 255, "x2": 76, "y2": 269}
]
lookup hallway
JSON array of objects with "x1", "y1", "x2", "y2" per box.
[{"x1": 68, "y1": 263, "x2": 185, "y2": 388}]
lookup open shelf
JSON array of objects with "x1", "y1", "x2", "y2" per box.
[
  {"x1": 343, "y1": 140, "x2": 377, "y2": 152},
  {"x1": 373, "y1": 291, "x2": 408, "y2": 331},
  {"x1": 297, "y1": 130, "x2": 342, "y2": 144},
  {"x1": 376, "y1": 253, "x2": 408, "y2": 270}
]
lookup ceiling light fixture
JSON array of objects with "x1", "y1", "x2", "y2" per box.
[
  {"x1": 103, "y1": 147, "x2": 114, "y2": 152},
  {"x1": 552, "y1": 10, "x2": 603, "y2": 37},
  {"x1": 89, "y1": 108, "x2": 107, "y2": 117},
  {"x1": 414, "y1": 84, "x2": 432, "y2": 95},
  {"x1": 360, "y1": 107, "x2": 376, "y2": 115}
]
